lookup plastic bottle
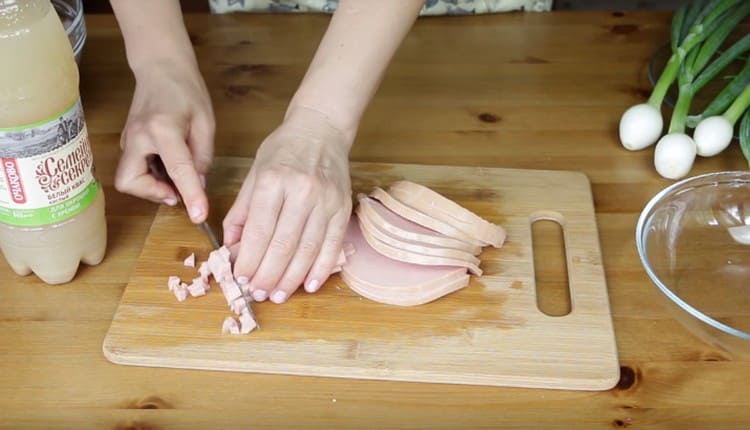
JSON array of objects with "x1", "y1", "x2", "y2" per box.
[{"x1": 0, "y1": 0, "x2": 106, "y2": 284}]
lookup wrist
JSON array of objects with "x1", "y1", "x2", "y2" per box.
[
  {"x1": 111, "y1": 0, "x2": 198, "y2": 77},
  {"x1": 283, "y1": 103, "x2": 359, "y2": 146},
  {"x1": 286, "y1": 80, "x2": 366, "y2": 136},
  {"x1": 126, "y1": 40, "x2": 198, "y2": 78},
  {"x1": 129, "y1": 53, "x2": 200, "y2": 84}
]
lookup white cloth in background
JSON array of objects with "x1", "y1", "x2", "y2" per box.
[{"x1": 209, "y1": 0, "x2": 553, "y2": 14}]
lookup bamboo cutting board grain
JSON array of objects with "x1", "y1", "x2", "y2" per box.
[{"x1": 103, "y1": 158, "x2": 620, "y2": 390}]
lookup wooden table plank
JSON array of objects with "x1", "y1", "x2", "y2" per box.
[{"x1": 1, "y1": 10, "x2": 748, "y2": 429}]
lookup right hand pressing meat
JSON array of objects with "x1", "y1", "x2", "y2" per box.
[{"x1": 223, "y1": 106, "x2": 354, "y2": 304}]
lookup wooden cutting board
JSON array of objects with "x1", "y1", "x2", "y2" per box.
[{"x1": 103, "y1": 158, "x2": 619, "y2": 390}]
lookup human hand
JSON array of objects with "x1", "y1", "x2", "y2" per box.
[
  {"x1": 114, "y1": 59, "x2": 215, "y2": 223},
  {"x1": 223, "y1": 107, "x2": 354, "y2": 304}
]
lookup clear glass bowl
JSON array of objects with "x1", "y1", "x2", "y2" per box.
[
  {"x1": 636, "y1": 171, "x2": 750, "y2": 358},
  {"x1": 52, "y1": 0, "x2": 85, "y2": 64}
]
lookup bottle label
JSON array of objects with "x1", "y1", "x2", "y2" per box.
[{"x1": 0, "y1": 99, "x2": 98, "y2": 227}]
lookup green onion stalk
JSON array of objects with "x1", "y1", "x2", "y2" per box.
[
  {"x1": 725, "y1": 85, "x2": 750, "y2": 125},
  {"x1": 688, "y1": 53, "x2": 750, "y2": 127},
  {"x1": 654, "y1": 51, "x2": 702, "y2": 179},
  {"x1": 739, "y1": 108, "x2": 750, "y2": 166}
]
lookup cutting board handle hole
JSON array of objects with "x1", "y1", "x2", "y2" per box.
[{"x1": 530, "y1": 215, "x2": 572, "y2": 317}]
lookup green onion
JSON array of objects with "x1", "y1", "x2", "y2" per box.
[
  {"x1": 619, "y1": 0, "x2": 746, "y2": 155},
  {"x1": 647, "y1": 0, "x2": 741, "y2": 109},
  {"x1": 652, "y1": 0, "x2": 750, "y2": 179},
  {"x1": 655, "y1": 46, "x2": 701, "y2": 179},
  {"x1": 739, "y1": 108, "x2": 750, "y2": 167},
  {"x1": 668, "y1": 1, "x2": 750, "y2": 135},
  {"x1": 692, "y1": 83, "x2": 750, "y2": 156}
]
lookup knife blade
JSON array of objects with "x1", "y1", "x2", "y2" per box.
[{"x1": 148, "y1": 156, "x2": 259, "y2": 328}]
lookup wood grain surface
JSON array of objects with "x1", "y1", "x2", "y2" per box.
[
  {"x1": 1, "y1": 11, "x2": 749, "y2": 429},
  {"x1": 104, "y1": 158, "x2": 618, "y2": 390}
]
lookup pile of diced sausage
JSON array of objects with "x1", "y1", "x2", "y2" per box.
[{"x1": 168, "y1": 246, "x2": 257, "y2": 334}]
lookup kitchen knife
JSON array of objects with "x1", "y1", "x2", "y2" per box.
[{"x1": 147, "y1": 156, "x2": 259, "y2": 327}]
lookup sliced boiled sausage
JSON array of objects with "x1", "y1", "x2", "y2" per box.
[
  {"x1": 369, "y1": 187, "x2": 484, "y2": 247},
  {"x1": 387, "y1": 180, "x2": 505, "y2": 248},
  {"x1": 356, "y1": 203, "x2": 481, "y2": 264},
  {"x1": 356, "y1": 214, "x2": 483, "y2": 276},
  {"x1": 346, "y1": 273, "x2": 470, "y2": 307},
  {"x1": 340, "y1": 217, "x2": 470, "y2": 306},
  {"x1": 357, "y1": 195, "x2": 482, "y2": 255}
]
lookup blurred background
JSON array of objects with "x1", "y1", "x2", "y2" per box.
[{"x1": 82, "y1": 0, "x2": 683, "y2": 13}]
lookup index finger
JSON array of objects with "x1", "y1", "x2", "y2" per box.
[
  {"x1": 159, "y1": 130, "x2": 209, "y2": 223},
  {"x1": 114, "y1": 145, "x2": 178, "y2": 204},
  {"x1": 232, "y1": 178, "x2": 284, "y2": 285}
]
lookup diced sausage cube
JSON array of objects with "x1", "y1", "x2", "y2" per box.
[
  {"x1": 183, "y1": 253, "x2": 196, "y2": 268},
  {"x1": 167, "y1": 276, "x2": 181, "y2": 291},
  {"x1": 187, "y1": 277, "x2": 207, "y2": 297},
  {"x1": 220, "y1": 279, "x2": 243, "y2": 304},
  {"x1": 230, "y1": 297, "x2": 248, "y2": 315},
  {"x1": 217, "y1": 245, "x2": 231, "y2": 261},
  {"x1": 221, "y1": 316, "x2": 240, "y2": 335},
  {"x1": 173, "y1": 282, "x2": 189, "y2": 302},
  {"x1": 197, "y1": 261, "x2": 211, "y2": 283},
  {"x1": 239, "y1": 309, "x2": 257, "y2": 334}
]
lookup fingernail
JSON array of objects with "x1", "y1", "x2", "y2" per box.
[
  {"x1": 163, "y1": 197, "x2": 178, "y2": 206},
  {"x1": 252, "y1": 289, "x2": 268, "y2": 301},
  {"x1": 305, "y1": 279, "x2": 320, "y2": 293},
  {"x1": 189, "y1": 205, "x2": 203, "y2": 220},
  {"x1": 236, "y1": 276, "x2": 249, "y2": 285},
  {"x1": 199, "y1": 174, "x2": 206, "y2": 189},
  {"x1": 271, "y1": 290, "x2": 287, "y2": 304}
]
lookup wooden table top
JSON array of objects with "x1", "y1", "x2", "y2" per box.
[{"x1": 2, "y1": 10, "x2": 749, "y2": 429}]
